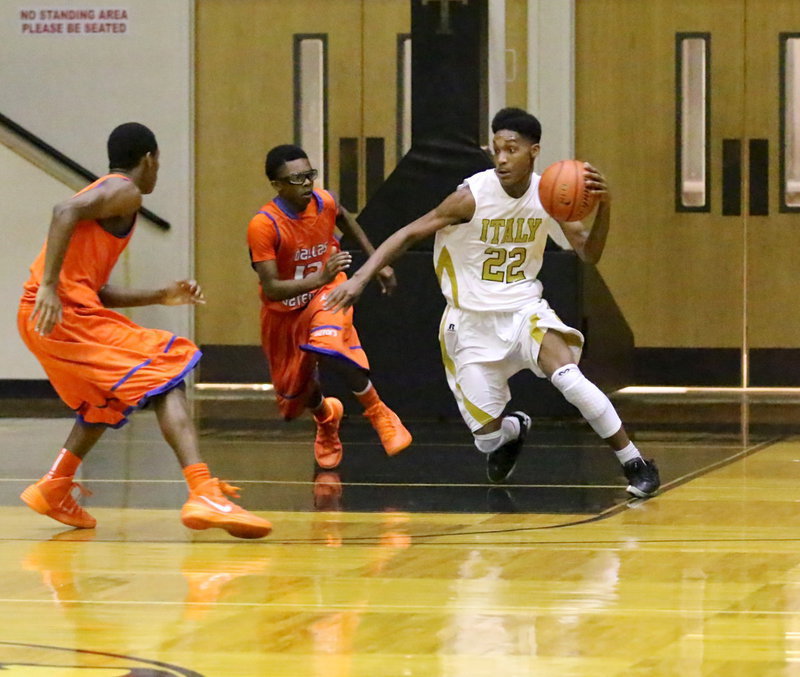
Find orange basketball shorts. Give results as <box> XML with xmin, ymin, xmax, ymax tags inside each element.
<box><xmin>260</xmin><ymin>276</ymin><xmax>369</xmax><ymax>420</ymax></box>
<box><xmin>18</xmin><ymin>302</ymin><xmax>201</xmax><ymax>428</ymax></box>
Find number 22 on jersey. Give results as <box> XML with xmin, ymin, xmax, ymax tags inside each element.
<box><xmin>481</xmin><ymin>247</ymin><xmax>528</xmax><ymax>283</ymax></box>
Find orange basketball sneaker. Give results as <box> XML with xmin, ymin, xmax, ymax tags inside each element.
<box><xmin>313</xmin><ymin>471</ymin><xmax>343</xmax><ymax>511</ymax></box>
<box><xmin>314</xmin><ymin>397</ymin><xmax>344</xmax><ymax>469</ymax></box>
<box><xmin>363</xmin><ymin>401</ymin><xmax>412</xmax><ymax>456</ymax></box>
<box><xmin>181</xmin><ymin>478</ymin><xmax>272</xmax><ymax>539</ymax></box>
<box><xmin>20</xmin><ymin>475</ymin><xmax>96</xmax><ymax>529</ymax></box>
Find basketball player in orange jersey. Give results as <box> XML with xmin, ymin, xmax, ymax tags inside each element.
<box><xmin>247</xmin><ymin>144</ymin><xmax>412</xmax><ymax>469</ymax></box>
<box><xmin>18</xmin><ymin>122</ymin><xmax>272</xmax><ymax>538</ymax></box>
<box><xmin>326</xmin><ymin>108</ymin><xmax>660</xmax><ymax>497</ymax></box>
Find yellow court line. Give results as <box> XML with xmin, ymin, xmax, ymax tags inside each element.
<box><xmin>618</xmin><ymin>386</ymin><xmax>800</xmax><ymax>395</ymax></box>
<box><xmin>0</xmin><ymin>598</ymin><xmax>797</xmax><ymax>616</ymax></box>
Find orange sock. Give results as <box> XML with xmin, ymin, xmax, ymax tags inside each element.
<box><xmin>313</xmin><ymin>398</ymin><xmax>332</xmax><ymax>422</ymax></box>
<box><xmin>355</xmin><ymin>383</ymin><xmax>380</xmax><ymax>410</ymax></box>
<box><xmin>46</xmin><ymin>448</ymin><xmax>81</xmax><ymax>479</ymax></box>
<box><xmin>183</xmin><ymin>463</ymin><xmax>212</xmax><ymax>492</ymax></box>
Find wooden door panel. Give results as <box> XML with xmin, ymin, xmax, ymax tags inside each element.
<box><xmin>363</xmin><ymin>1</ymin><xmax>410</xmax><ymax>175</ymax></box>
<box><xmin>576</xmin><ymin>0</ymin><xmax>745</xmax><ymax>348</ymax></box>
<box><xmin>746</xmin><ymin>0</ymin><xmax>800</xmax><ymax>347</ymax></box>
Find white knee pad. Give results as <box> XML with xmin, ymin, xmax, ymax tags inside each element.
<box><xmin>473</xmin><ymin>415</ymin><xmax>521</xmax><ymax>454</ymax></box>
<box><xmin>550</xmin><ymin>364</ymin><xmax>621</xmax><ymax>439</ymax></box>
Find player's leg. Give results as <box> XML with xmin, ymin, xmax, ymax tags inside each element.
<box><xmin>306</xmin><ymin>288</ymin><xmax>411</xmax><ymax>457</ymax></box>
<box><xmin>306</xmin><ymin>374</ymin><xmax>345</xmax><ymax>470</ymax></box>
<box><xmin>460</xmin><ymin>363</ymin><xmax>532</xmax><ymax>483</ymax></box>
<box><xmin>316</xmin><ymin>353</ymin><xmax>412</xmax><ymax>457</ymax></box>
<box><xmin>20</xmin><ymin>421</ymin><xmax>106</xmax><ymax>529</ymax></box>
<box><xmin>259</xmin><ymin>309</ymin><xmax>344</xmax><ymax>468</ymax></box>
<box><xmin>538</xmin><ymin>329</ymin><xmax>660</xmax><ymax>497</ymax></box>
<box><xmin>440</xmin><ymin>309</ymin><xmax>530</xmax><ymax>482</ymax></box>
<box><xmin>152</xmin><ymin>385</ymin><xmax>272</xmax><ymax>539</ymax></box>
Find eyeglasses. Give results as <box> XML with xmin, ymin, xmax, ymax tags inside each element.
<box><xmin>275</xmin><ymin>169</ymin><xmax>318</xmax><ymax>185</ymax></box>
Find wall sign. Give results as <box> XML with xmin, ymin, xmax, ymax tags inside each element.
<box><xmin>18</xmin><ymin>7</ymin><xmax>129</xmax><ymax>34</ymax></box>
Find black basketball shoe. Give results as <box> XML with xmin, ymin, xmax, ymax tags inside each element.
<box><xmin>486</xmin><ymin>412</ymin><xmax>532</xmax><ymax>484</ymax></box>
<box><xmin>622</xmin><ymin>458</ymin><xmax>661</xmax><ymax>498</ymax></box>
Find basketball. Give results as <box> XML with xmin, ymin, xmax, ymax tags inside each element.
<box><xmin>538</xmin><ymin>160</ymin><xmax>597</xmax><ymax>222</ymax></box>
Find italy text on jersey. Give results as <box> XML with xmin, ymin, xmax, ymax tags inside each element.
<box><xmin>479</xmin><ymin>218</ymin><xmax>543</xmax><ymax>245</ymax></box>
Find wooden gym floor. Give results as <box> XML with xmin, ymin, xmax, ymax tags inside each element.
<box><xmin>1</xmin><ymin>389</ymin><xmax>800</xmax><ymax>676</ymax></box>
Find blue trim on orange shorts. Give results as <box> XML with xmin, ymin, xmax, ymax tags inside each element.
<box><xmin>75</xmin><ymin>349</ymin><xmax>202</xmax><ymax>429</ymax></box>
<box><xmin>300</xmin><ymin>344</ymin><xmax>367</xmax><ymax>371</ymax></box>
<box><xmin>164</xmin><ymin>334</ymin><xmax>177</xmax><ymax>353</ymax></box>
<box><xmin>138</xmin><ymin>349</ymin><xmax>202</xmax><ymax>407</ymax></box>
<box><xmin>76</xmin><ymin>413</ymin><xmax>129</xmax><ymax>430</ymax></box>
<box><xmin>110</xmin><ymin>359</ymin><xmax>153</xmax><ymax>392</ymax></box>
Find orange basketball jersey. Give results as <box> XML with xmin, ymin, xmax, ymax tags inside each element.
<box><xmin>247</xmin><ymin>189</ymin><xmax>340</xmax><ymax>312</ymax></box>
<box><xmin>22</xmin><ymin>174</ymin><xmax>135</xmax><ymax>308</ymax></box>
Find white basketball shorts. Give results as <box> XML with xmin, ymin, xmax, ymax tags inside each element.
<box><xmin>438</xmin><ymin>297</ymin><xmax>584</xmax><ymax>431</ymax></box>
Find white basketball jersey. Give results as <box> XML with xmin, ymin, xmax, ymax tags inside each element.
<box><xmin>433</xmin><ymin>168</ymin><xmax>555</xmax><ymax>312</ymax></box>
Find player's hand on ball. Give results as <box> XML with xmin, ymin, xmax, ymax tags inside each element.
<box><xmin>376</xmin><ymin>265</ymin><xmax>397</xmax><ymax>296</ymax></box>
<box><xmin>162</xmin><ymin>279</ymin><xmax>206</xmax><ymax>306</ymax></box>
<box><xmin>320</xmin><ymin>251</ymin><xmax>352</xmax><ymax>284</ymax></box>
<box><xmin>324</xmin><ymin>278</ymin><xmax>364</xmax><ymax>313</ymax></box>
<box><xmin>31</xmin><ymin>284</ymin><xmax>63</xmax><ymax>335</ymax></box>
<box><xmin>583</xmin><ymin>163</ymin><xmax>610</xmax><ymax>202</ymax></box>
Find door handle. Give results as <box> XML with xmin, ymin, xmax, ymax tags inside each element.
<box><xmin>749</xmin><ymin>138</ymin><xmax>769</xmax><ymax>216</ymax></box>
<box><xmin>722</xmin><ymin>138</ymin><xmax>742</xmax><ymax>216</ymax></box>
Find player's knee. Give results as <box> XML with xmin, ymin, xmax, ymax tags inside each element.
<box><xmin>550</xmin><ymin>364</ymin><xmax>603</xmax><ymax>415</ymax></box>
<box><xmin>550</xmin><ymin>363</ymin><xmax>621</xmax><ymax>437</ymax></box>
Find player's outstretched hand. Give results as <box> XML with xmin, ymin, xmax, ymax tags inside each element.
<box><xmin>583</xmin><ymin>163</ymin><xmax>610</xmax><ymax>202</ymax></box>
<box><xmin>324</xmin><ymin>277</ymin><xmax>365</xmax><ymax>313</ymax></box>
<box><xmin>162</xmin><ymin>279</ymin><xmax>207</xmax><ymax>306</ymax></box>
<box><xmin>31</xmin><ymin>284</ymin><xmax>62</xmax><ymax>335</ymax></box>
<box><xmin>376</xmin><ymin>265</ymin><xmax>397</xmax><ymax>296</ymax></box>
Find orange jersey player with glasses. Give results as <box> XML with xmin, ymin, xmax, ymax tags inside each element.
<box><xmin>247</xmin><ymin>144</ymin><xmax>412</xmax><ymax>468</ymax></box>
<box><xmin>18</xmin><ymin>122</ymin><xmax>271</xmax><ymax>539</ymax></box>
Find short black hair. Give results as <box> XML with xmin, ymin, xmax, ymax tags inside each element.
<box><xmin>107</xmin><ymin>122</ymin><xmax>158</xmax><ymax>170</ymax></box>
<box><xmin>491</xmin><ymin>107</ymin><xmax>542</xmax><ymax>144</ymax></box>
<box><xmin>265</xmin><ymin>144</ymin><xmax>308</xmax><ymax>180</ymax></box>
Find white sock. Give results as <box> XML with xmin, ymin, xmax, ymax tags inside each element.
<box><xmin>474</xmin><ymin>415</ymin><xmax>521</xmax><ymax>454</ymax></box>
<box><xmin>614</xmin><ymin>441</ymin><xmax>642</xmax><ymax>465</ymax></box>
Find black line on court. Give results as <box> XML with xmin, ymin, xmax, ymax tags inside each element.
<box><xmin>267</xmin><ymin>435</ymin><xmax>782</xmax><ymax>543</ymax></box>
<box><xmin>0</xmin><ymin>640</ymin><xmax>203</xmax><ymax>676</ymax></box>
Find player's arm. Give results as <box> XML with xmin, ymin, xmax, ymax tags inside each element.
<box><xmin>32</xmin><ymin>177</ymin><xmax>142</xmax><ymax>335</ymax></box>
<box><xmin>555</xmin><ymin>163</ymin><xmax>611</xmax><ymax>264</ymax></box>
<box><xmin>253</xmin><ymin>252</ymin><xmax>352</xmax><ymax>302</ymax></box>
<box><xmin>335</xmin><ymin>204</ymin><xmax>397</xmax><ymax>296</ymax></box>
<box><xmin>98</xmin><ymin>280</ymin><xmax>206</xmax><ymax>308</ymax></box>
<box><xmin>324</xmin><ymin>186</ymin><xmax>476</xmax><ymax>312</ymax></box>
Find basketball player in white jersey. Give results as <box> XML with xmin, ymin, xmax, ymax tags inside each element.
<box><xmin>325</xmin><ymin>108</ymin><xmax>659</xmax><ymax>498</ymax></box>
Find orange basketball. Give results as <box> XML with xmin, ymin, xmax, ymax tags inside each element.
<box><xmin>538</xmin><ymin>160</ymin><xmax>597</xmax><ymax>222</ymax></box>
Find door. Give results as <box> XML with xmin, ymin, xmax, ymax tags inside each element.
<box><xmin>746</xmin><ymin>2</ymin><xmax>800</xmax><ymax>385</ymax></box>
<box><xmin>576</xmin><ymin>0</ymin><xmax>800</xmax><ymax>387</ymax></box>
<box><xmin>195</xmin><ymin>0</ymin><xmax>409</xmax><ymax>349</ymax></box>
